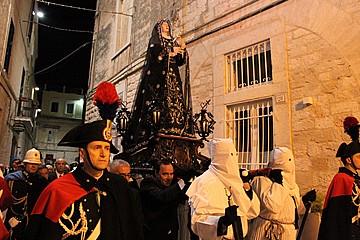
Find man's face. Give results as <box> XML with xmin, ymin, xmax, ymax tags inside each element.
<box><xmin>351</xmin><ymin>153</ymin><xmax>360</xmax><ymax>169</ymax></box>
<box><xmin>38</xmin><ymin>168</ymin><xmax>49</xmax><ymax>179</ymax></box>
<box><xmin>13</xmin><ymin>160</ymin><xmax>20</xmax><ymax>170</ymax></box>
<box><xmin>157</xmin><ymin>164</ymin><xmax>174</xmax><ymax>187</ymax></box>
<box><xmin>114</xmin><ymin>165</ymin><xmax>131</xmax><ymax>182</ymax></box>
<box><xmin>46</xmin><ymin>165</ymin><xmax>53</xmax><ymax>173</ymax></box>
<box><xmin>25</xmin><ymin>163</ymin><xmax>39</xmax><ymax>174</ymax></box>
<box><xmin>81</xmin><ymin>141</ymin><xmax>110</xmax><ymax>171</ymax></box>
<box><xmin>55</xmin><ymin>159</ymin><xmax>66</xmax><ymax>173</ymax></box>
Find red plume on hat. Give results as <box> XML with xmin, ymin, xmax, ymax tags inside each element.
<box><xmin>93</xmin><ymin>82</ymin><xmax>121</xmax><ymax>121</ymax></box>
<box><xmin>343</xmin><ymin>116</ymin><xmax>359</xmax><ymax>141</ymax></box>
<box><xmin>344</xmin><ymin>116</ymin><xmax>359</xmax><ymax>131</ymax></box>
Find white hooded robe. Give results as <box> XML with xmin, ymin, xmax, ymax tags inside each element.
<box><xmin>186</xmin><ymin>138</ymin><xmax>260</xmax><ymax>240</ymax></box>
<box><xmin>248</xmin><ymin>147</ymin><xmax>305</xmax><ymax>240</ymax></box>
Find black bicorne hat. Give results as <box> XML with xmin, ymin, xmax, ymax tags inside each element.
<box><xmin>344</xmin><ymin>141</ymin><xmax>360</xmax><ymax>158</ymax></box>
<box><xmin>336</xmin><ymin>142</ymin><xmax>347</xmax><ymax>159</ymax></box>
<box><xmin>58</xmin><ymin>120</ymin><xmax>119</xmax><ymax>154</ymax></box>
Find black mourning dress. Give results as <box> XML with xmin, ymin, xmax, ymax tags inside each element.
<box><xmin>121</xmin><ymin>20</ymin><xmax>194</xmax><ymax>163</ymax></box>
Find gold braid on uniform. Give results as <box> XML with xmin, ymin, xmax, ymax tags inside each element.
<box><xmin>8</xmin><ymin>180</ymin><xmax>28</xmax><ymax>221</ymax></box>
<box><xmin>59</xmin><ymin>202</ymin><xmax>88</xmax><ymax>240</ymax></box>
<box><xmin>351</xmin><ymin>180</ymin><xmax>360</xmax><ymax>223</ymax></box>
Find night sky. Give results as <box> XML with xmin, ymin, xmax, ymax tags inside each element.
<box><xmin>35</xmin><ymin>0</ymin><xmax>97</xmax><ymax>94</ymax></box>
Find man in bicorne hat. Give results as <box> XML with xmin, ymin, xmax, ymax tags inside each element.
<box><xmin>25</xmin><ymin>120</ymin><xmax>144</xmax><ymax>240</ymax></box>
<box><xmin>318</xmin><ymin>140</ymin><xmax>360</xmax><ymax>239</ymax></box>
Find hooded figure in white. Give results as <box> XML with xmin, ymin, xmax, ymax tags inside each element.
<box><xmin>248</xmin><ymin>147</ymin><xmax>306</xmax><ymax>240</ymax></box>
<box><xmin>186</xmin><ymin>138</ymin><xmax>260</xmax><ymax>240</ymax></box>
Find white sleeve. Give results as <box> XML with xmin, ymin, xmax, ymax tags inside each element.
<box><xmin>190</xmin><ymin>203</ymin><xmax>234</xmax><ymax>240</ymax></box>
<box><xmin>245</xmin><ymin>188</ymin><xmax>260</xmax><ymax>219</ymax></box>
<box><xmin>251</xmin><ymin>176</ymin><xmax>290</xmax><ymax>214</ymax></box>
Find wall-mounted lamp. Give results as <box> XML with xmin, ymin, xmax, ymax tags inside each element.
<box><xmin>302</xmin><ymin>97</ymin><xmax>313</xmax><ymax>106</ymax></box>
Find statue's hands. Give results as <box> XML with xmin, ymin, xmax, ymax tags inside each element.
<box><xmin>172</xmin><ymin>47</ymin><xmax>184</xmax><ymax>55</ymax></box>
<box><xmin>175</xmin><ymin>35</ymin><xmax>186</xmax><ymax>49</ymax></box>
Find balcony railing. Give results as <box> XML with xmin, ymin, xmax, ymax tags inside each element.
<box><xmin>13</xmin><ymin>97</ymin><xmax>38</xmax><ymax>131</ymax></box>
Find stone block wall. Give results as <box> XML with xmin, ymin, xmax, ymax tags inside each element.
<box><xmin>88</xmin><ymin>0</ymin><xmax>360</xmax><ymax>197</ymax></box>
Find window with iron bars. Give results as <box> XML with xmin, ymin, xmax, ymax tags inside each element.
<box><xmin>225</xmin><ymin>39</ymin><xmax>272</xmax><ymax>93</ymax></box>
<box><xmin>226</xmin><ymin>99</ymin><xmax>274</xmax><ymax>170</ymax></box>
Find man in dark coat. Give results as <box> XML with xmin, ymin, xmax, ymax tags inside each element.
<box><xmin>47</xmin><ymin>158</ymin><xmax>67</xmax><ymax>182</ymax></box>
<box><xmin>25</xmin><ymin>120</ymin><xmax>144</xmax><ymax>240</ymax></box>
<box><xmin>5</xmin><ymin>148</ymin><xmax>48</xmax><ymax>239</ymax></box>
<box><xmin>318</xmin><ymin>140</ymin><xmax>360</xmax><ymax>240</ymax></box>
<box><xmin>140</xmin><ymin>159</ymin><xmax>190</xmax><ymax>240</ymax></box>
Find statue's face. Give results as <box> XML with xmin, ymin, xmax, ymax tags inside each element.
<box><xmin>161</xmin><ymin>22</ymin><xmax>170</xmax><ymax>35</ymax></box>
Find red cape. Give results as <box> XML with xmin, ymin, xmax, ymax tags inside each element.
<box><xmin>0</xmin><ymin>177</ymin><xmax>12</xmax><ymax>210</ymax></box>
<box><xmin>323</xmin><ymin>172</ymin><xmax>353</xmax><ymax>209</ymax></box>
<box><xmin>31</xmin><ymin>173</ymin><xmax>88</xmax><ymax>222</ymax></box>
<box><xmin>0</xmin><ymin>177</ymin><xmax>11</xmax><ymax>240</ymax></box>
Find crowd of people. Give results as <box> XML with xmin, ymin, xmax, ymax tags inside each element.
<box><xmin>1</xmin><ymin>18</ymin><xmax>359</xmax><ymax>240</ymax></box>
<box><xmin>1</xmin><ymin>125</ymin><xmax>357</xmax><ymax>240</ymax></box>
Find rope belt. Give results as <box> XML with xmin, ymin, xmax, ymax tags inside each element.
<box><xmin>259</xmin><ymin>215</ymin><xmax>294</xmax><ymax>240</ymax></box>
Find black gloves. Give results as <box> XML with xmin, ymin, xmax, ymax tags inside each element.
<box><xmin>239</xmin><ymin>168</ymin><xmax>251</xmax><ymax>183</ymax></box>
<box><xmin>219</xmin><ymin>205</ymin><xmax>238</xmax><ymax>226</ymax></box>
<box><xmin>268</xmin><ymin>169</ymin><xmax>283</xmax><ymax>185</ymax></box>
<box><xmin>302</xmin><ymin>189</ymin><xmax>317</xmax><ymax>203</ymax></box>
<box><xmin>174</xmin><ymin>167</ymin><xmax>196</xmax><ymax>183</ymax></box>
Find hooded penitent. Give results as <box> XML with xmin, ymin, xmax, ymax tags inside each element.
<box><xmin>187</xmin><ymin>138</ymin><xmax>250</xmax><ymax>214</ymax></box>
<box><xmin>268</xmin><ymin>147</ymin><xmax>298</xmax><ymax>195</ymax></box>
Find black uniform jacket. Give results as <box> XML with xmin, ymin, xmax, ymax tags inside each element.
<box><xmin>5</xmin><ymin>170</ymin><xmax>48</xmax><ymax>239</ymax></box>
<box><xmin>25</xmin><ymin>167</ymin><xmax>144</xmax><ymax>240</ymax></box>
<box><xmin>140</xmin><ymin>177</ymin><xmax>186</xmax><ymax>240</ymax></box>
<box><xmin>318</xmin><ymin>167</ymin><xmax>360</xmax><ymax>240</ymax></box>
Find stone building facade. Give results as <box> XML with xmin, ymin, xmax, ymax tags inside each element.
<box><xmin>35</xmin><ymin>89</ymin><xmax>84</xmax><ymax>164</ymax></box>
<box><xmin>0</xmin><ymin>0</ymin><xmax>39</xmax><ymax>165</ymax></box>
<box><xmin>86</xmin><ymin>0</ymin><xmax>360</xmax><ymax>196</ymax></box>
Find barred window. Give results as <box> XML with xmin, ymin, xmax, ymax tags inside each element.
<box><xmin>226</xmin><ymin>98</ymin><xmax>274</xmax><ymax>169</ymax></box>
<box><xmin>225</xmin><ymin>39</ymin><xmax>272</xmax><ymax>93</ymax></box>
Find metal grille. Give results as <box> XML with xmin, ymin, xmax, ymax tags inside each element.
<box><xmin>226</xmin><ymin>98</ymin><xmax>274</xmax><ymax>170</ymax></box>
<box><xmin>225</xmin><ymin>39</ymin><xmax>272</xmax><ymax>93</ymax></box>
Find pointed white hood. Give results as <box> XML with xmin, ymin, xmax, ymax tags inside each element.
<box><xmin>187</xmin><ymin>138</ymin><xmax>250</xmax><ymax>214</ymax></box>
<box><xmin>268</xmin><ymin>147</ymin><xmax>297</xmax><ymax>194</ymax></box>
